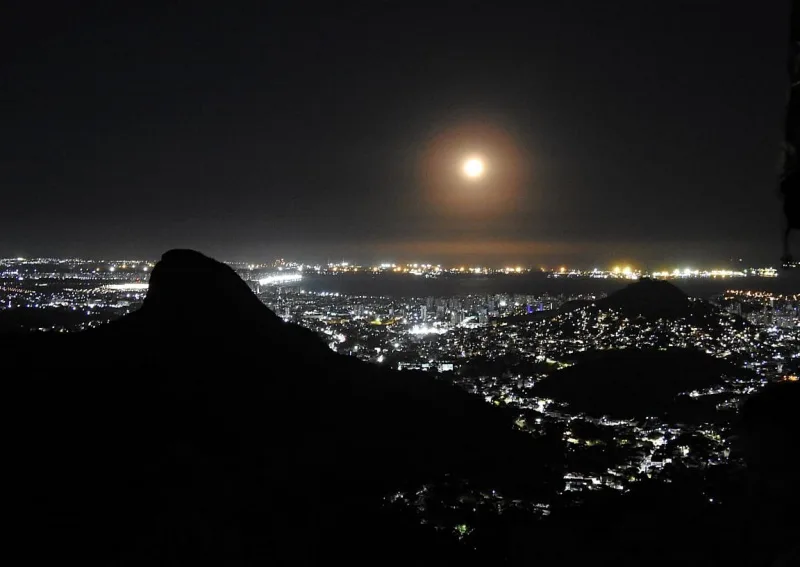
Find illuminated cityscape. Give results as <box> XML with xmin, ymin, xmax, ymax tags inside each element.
<box><xmin>4</xmin><ymin>1</ymin><xmax>798</xmax><ymax>564</ymax></box>
<box><xmin>2</xmin><ymin>255</ymin><xmax>798</xmax><ymax>512</ymax></box>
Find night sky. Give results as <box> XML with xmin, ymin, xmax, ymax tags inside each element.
<box><xmin>0</xmin><ymin>1</ymin><xmax>791</xmax><ymax>266</ymax></box>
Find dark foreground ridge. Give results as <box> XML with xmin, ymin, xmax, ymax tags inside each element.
<box><xmin>7</xmin><ymin>250</ymin><xmax>548</xmax><ymax>565</ymax></box>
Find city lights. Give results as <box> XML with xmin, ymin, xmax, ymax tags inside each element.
<box><xmin>2</xmin><ymin>254</ymin><xmax>798</xmax><ymax>514</ymax></box>
<box><xmin>258</xmin><ymin>273</ymin><xmax>303</xmax><ymax>285</ymax></box>
<box><xmin>105</xmin><ymin>283</ymin><xmax>149</xmax><ymax>291</ymax></box>
<box><xmin>409</xmin><ymin>324</ymin><xmax>448</xmax><ymax>336</ymax></box>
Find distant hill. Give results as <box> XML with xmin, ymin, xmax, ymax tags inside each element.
<box><xmin>554</xmin><ymin>278</ymin><xmax>696</xmax><ymax>318</ymax></box>
<box><xmin>6</xmin><ymin>249</ymin><xmax>553</xmax><ymax>566</ymax></box>
<box><xmin>597</xmin><ymin>278</ymin><xmax>693</xmax><ymax>319</ymax></box>
<box><xmin>522</xmin><ymin>279</ymin><xmax>699</xmax><ymax>321</ymax></box>
<box><xmin>535</xmin><ymin>348</ymin><xmax>742</xmax><ymax>419</ymax></box>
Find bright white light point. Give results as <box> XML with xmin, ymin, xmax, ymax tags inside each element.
<box><xmin>463</xmin><ymin>158</ymin><xmax>484</xmax><ymax>178</ymax></box>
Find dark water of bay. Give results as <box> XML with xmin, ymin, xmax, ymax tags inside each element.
<box><xmin>296</xmin><ymin>272</ymin><xmax>800</xmax><ymax>299</ymax></box>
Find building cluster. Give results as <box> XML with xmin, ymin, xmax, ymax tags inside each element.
<box><xmin>0</xmin><ymin>258</ymin><xmax>151</xmax><ymax>331</ymax></box>
<box><xmin>256</xmin><ymin>279</ymin><xmax>798</xmax><ymax>505</ymax></box>
<box><xmin>717</xmin><ymin>289</ymin><xmax>799</xmax><ymax>329</ymax></box>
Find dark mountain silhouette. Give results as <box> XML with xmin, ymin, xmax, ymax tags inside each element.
<box><xmin>503</xmin><ymin>279</ymin><xmax>710</xmax><ymax>326</ymax></box>
<box><xmin>534</xmin><ymin>348</ymin><xmax>741</xmax><ymax>419</ymax></box>
<box><xmin>7</xmin><ymin>250</ymin><xmax>555</xmax><ymax>566</ymax></box>
<box><xmin>596</xmin><ymin>278</ymin><xmax>694</xmax><ymax>319</ymax></box>
<box><xmin>542</xmin><ymin>279</ymin><xmax>709</xmax><ymax>322</ymax></box>
<box><xmin>738</xmin><ymin>381</ymin><xmax>800</xmax><ymax>565</ymax></box>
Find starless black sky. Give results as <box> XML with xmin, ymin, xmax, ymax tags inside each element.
<box><xmin>0</xmin><ymin>1</ymin><xmax>791</xmax><ymax>266</ymax></box>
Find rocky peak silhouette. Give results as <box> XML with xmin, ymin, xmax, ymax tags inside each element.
<box><xmin>7</xmin><ymin>249</ymin><xmax>550</xmax><ymax>565</ymax></box>
<box><xmin>142</xmin><ymin>249</ymin><xmax>278</xmax><ymax>328</ymax></box>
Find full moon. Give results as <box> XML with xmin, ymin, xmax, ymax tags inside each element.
<box><xmin>463</xmin><ymin>158</ymin><xmax>485</xmax><ymax>178</ymax></box>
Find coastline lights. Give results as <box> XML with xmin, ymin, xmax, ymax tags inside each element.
<box><xmin>611</xmin><ymin>266</ymin><xmax>638</xmax><ymax>279</ymax></box>
<box><xmin>258</xmin><ymin>273</ymin><xmax>303</xmax><ymax>285</ymax></box>
<box><xmin>104</xmin><ymin>283</ymin><xmax>149</xmax><ymax>291</ymax></box>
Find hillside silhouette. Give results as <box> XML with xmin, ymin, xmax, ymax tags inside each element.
<box><xmin>508</xmin><ymin>279</ymin><xmax>708</xmax><ymax>325</ymax></box>
<box><xmin>596</xmin><ymin>278</ymin><xmax>694</xmax><ymax>319</ymax></box>
<box><xmin>7</xmin><ymin>250</ymin><xmax>555</xmax><ymax>566</ymax></box>
<box><xmin>738</xmin><ymin>381</ymin><xmax>800</xmax><ymax>564</ymax></box>
<box><xmin>535</xmin><ymin>348</ymin><xmax>741</xmax><ymax>419</ymax></box>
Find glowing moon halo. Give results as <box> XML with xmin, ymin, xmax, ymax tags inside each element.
<box><xmin>463</xmin><ymin>157</ymin><xmax>485</xmax><ymax>178</ymax></box>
